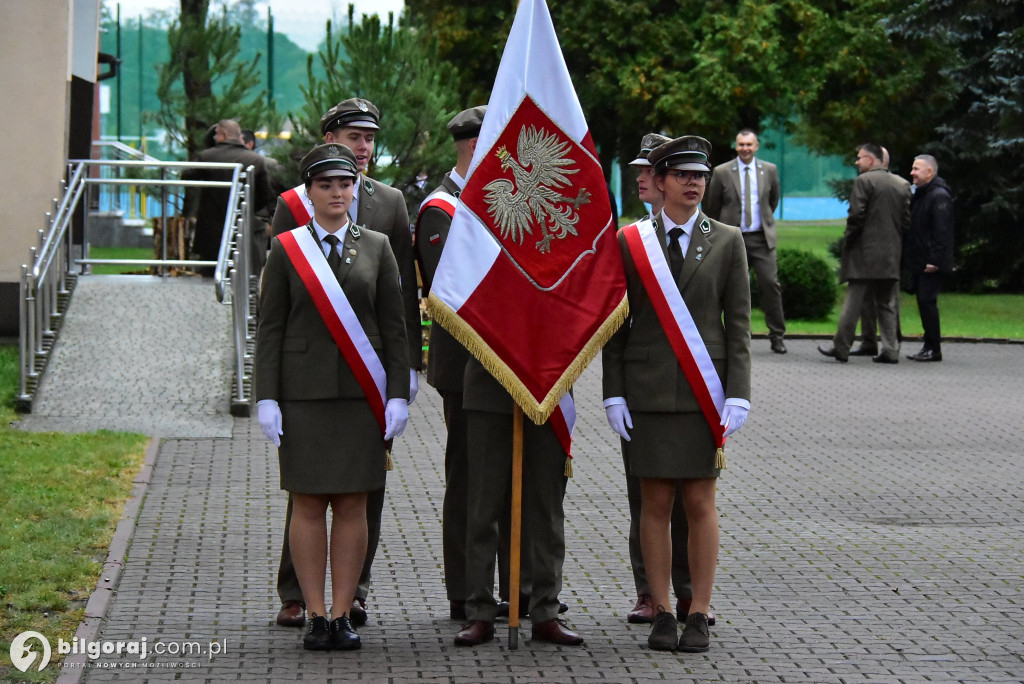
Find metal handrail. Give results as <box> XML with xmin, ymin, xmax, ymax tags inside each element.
<box><xmin>18</xmin><ymin>157</ymin><xmax>257</xmax><ymax>415</ymax></box>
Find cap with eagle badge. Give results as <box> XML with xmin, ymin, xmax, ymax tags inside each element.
<box><xmin>298</xmin><ymin>143</ymin><xmax>359</xmax><ymax>183</ymax></box>
<box><xmin>648</xmin><ymin>135</ymin><xmax>713</xmax><ymax>173</ymax></box>
<box><xmin>319</xmin><ymin>98</ymin><xmax>381</xmax><ymax>135</ymax></box>
<box><xmin>629</xmin><ymin>132</ymin><xmax>672</xmax><ymax>167</ymax></box>
<box><xmin>447</xmin><ymin>105</ymin><xmax>487</xmax><ymax>141</ymax></box>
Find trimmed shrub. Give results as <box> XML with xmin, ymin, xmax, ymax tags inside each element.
<box><xmin>750</xmin><ymin>249</ymin><xmax>837</xmax><ymax>320</ymax></box>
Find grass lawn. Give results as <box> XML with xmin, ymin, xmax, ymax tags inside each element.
<box><xmin>0</xmin><ymin>346</ymin><xmax>147</xmax><ymax>682</ymax></box>
<box><xmin>86</xmin><ymin>246</ymin><xmax>155</xmax><ymax>275</ymax></box>
<box><xmin>753</xmin><ymin>221</ymin><xmax>1024</xmax><ymax>340</ymax></box>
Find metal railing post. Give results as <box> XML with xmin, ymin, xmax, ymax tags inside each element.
<box><xmin>18</xmin><ymin>265</ymin><xmax>31</xmax><ymax>406</ymax></box>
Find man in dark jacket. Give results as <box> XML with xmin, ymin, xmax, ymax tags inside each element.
<box><xmin>904</xmin><ymin>154</ymin><xmax>954</xmax><ymax>362</ymax></box>
<box><xmin>184</xmin><ymin>119</ymin><xmax>273</xmax><ymax>276</ymax></box>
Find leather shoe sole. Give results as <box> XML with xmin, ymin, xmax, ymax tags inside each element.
<box><xmin>872</xmin><ymin>354</ymin><xmax>899</xmax><ymax>364</ymax></box>
<box><xmin>276</xmin><ymin>600</ymin><xmax>305</xmax><ymax>627</ymax></box>
<box><xmin>454</xmin><ymin>620</ymin><xmax>494</xmax><ymax>646</ymax></box>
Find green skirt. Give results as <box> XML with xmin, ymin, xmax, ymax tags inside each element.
<box><xmin>628</xmin><ymin>411</ymin><xmax>722</xmax><ymax>480</ymax></box>
<box><xmin>278</xmin><ymin>398</ymin><xmax>387</xmax><ymax>494</ymax></box>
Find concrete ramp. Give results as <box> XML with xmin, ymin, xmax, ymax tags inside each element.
<box><xmin>15</xmin><ymin>275</ymin><xmax>235</xmax><ymax>438</ymax></box>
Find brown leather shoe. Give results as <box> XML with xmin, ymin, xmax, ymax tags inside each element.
<box><xmin>530</xmin><ymin>618</ymin><xmax>583</xmax><ymax>646</ymax></box>
<box><xmin>454</xmin><ymin>620</ymin><xmax>494</xmax><ymax>646</ymax></box>
<box><xmin>627</xmin><ymin>594</ymin><xmax>656</xmax><ymax>624</ymax></box>
<box><xmin>349</xmin><ymin>598</ymin><xmax>367</xmax><ymax>626</ymax></box>
<box><xmin>276</xmin><ymin>600</ymin><xmax>305</xmax><ymax>627</ymax></box>
<box><xmin>675</xmin><ymin>598</ymin><xmax>716</xmax><ymax>626</ymax></box>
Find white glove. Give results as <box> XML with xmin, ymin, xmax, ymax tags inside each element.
<box><xmin>605</xmin><ymin>403</ymin><xmax>633</xmax><ymax>442</ymax></box>
<box><xmin>408</xmin><ymin>369</ymin><xmax>419</xmax><ymax>404</ymax></box>
<box><xmin>257</xmin><ymin>399</ymin><xmax>283</xmax><ymax>447</ymax></box>
<box><xmin>721</xmin><ymin>404</ymin><xmax>748</xmax><ymax>438</ymax></box>
<box><xmin>384</xmin><ymin>398</ymin><xmax>409</xmax><ymax>440</ymax></box>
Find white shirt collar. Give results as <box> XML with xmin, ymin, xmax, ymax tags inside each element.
<box><xmin>450</xmin><ymin>167</ymin><xmax>468</xmax><ymax>190</ymax></box>
<box><xmin>661</xmin><ymin>209</ymin><xmax>698</xmax><ymax>237</ymax></box>
<box><xmin>311</xmin><ymin>218</ymin><xmax>350</xmax><ymax>247</ymax></box>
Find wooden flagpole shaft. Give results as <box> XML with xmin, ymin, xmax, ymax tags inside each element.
<box><xmin>508</xmin><ymin>404</ymin><xmax>524</xmax><ymax>650</ymax></box>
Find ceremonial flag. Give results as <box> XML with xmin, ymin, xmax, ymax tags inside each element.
<box><xmin>427</xmin><ymin>0</ymin><xmax>628</xmax><ymax>425</ymax></box>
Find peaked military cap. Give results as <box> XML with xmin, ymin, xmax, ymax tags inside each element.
<box><xmin>648</xmin><ymin>135</ymin><xmax>713</xmax><ymax>173</ymax></box>
<box><xmin>447</xmin><ymin>105</ymin><xmax>487</xmax><ymax>141</ymax></box>
<box><xmin>299</xmin><ymin>143</ymin><xmax>359</xmax><ymax>183</ymax></box>
<box><xmin>629</xmin><ymin>133</ymin><xmax>672</xmax><ymax>167</ymax></box>
<box><xmin>319</xmin><ymin>98</ymin><xmax>381</xmax><ymax>135</ymax></box>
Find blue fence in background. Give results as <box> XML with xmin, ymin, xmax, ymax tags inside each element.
<box><xmin>777</xmin><ymin>196</ymin><xmax>848</xmax><ymax>222</ymax></box>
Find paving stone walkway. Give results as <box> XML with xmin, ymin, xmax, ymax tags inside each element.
<box><xmin>19</xmin><ymin>276</ymin><xmax>1024</xmax><ymax>683</ymax></box>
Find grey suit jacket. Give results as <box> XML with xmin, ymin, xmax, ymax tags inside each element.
<box><xmin>272</xmin><ymin>175</ymin><xmax>421</xmax><ymax>369</ymax></box>
<box><xmin>255</xmin><ymin>224</ymin><xmax>410</xmax><ymax>403</ymax></box>
<box><xmin>415</xmin><ymin>174</ymin><xmax>471</xmax><ymax>393</ymax></box>
<box><xmin>602</xmin><ymin>210</ymin><xmax>752</xmax><ymax>411</ymax></box>
<box><xmin>704</xmin><ymin>158</ymin><xmax>781</xmax><ymax>249</ymax></box>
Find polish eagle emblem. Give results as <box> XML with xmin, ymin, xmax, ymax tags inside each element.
<box><xmin>483</xmin><ymin>124</ymin><xmax>591</xmax><ymax>253</ymax></box>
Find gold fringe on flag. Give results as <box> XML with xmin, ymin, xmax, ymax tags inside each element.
<box><xmin>385</xmin><ymin>449</ymin><xmax>394</xmax><ymax>471</ymax></box>
<box><xmin>715</xmin><ymin>447</ymin><xmax>726</xmax><ymax>470</ymax></box>
<box><xmin>564</xmin><ymin>457</ymin><xmax>573</xmax><ymax>479</ymax></box>
<box><xmin>427</xmin><ymin>292</ymin><xmax>630</xmax><ymax>426</ymax></box>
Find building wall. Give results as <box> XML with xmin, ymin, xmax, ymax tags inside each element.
<box><xmin>0</xmin><ymin>0</ymin><xmax>97</xmax><ymax>336</ymax></box>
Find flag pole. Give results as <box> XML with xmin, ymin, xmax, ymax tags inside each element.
<box><xmin>508</xmin><ymin>403</ymin><xmax>524</xmax><ymax>649</ymax></box>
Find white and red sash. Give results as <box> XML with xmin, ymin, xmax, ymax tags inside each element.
<box><xmin>418</xmin><ymin>189</ymin><xmax>458</xmax><ymax>220</ymax></box>
<box><xmin>621</xmin><ymin>218</ymin><xmax>726</xmax><ymax>449</ymax></box>
<box><xmin>418</xmin><ymin>188</ymin><xmax>576</xmax><ymax>459</ymax></box>
<box><xmin>281</xmin><ymin>183</ymin><xmax>312</xmax><ymax>227</ymax></box>
<box><xmin>277</xmin><ymin>226</ymin><xmax>388</xmax><ymax>434</ymax></box>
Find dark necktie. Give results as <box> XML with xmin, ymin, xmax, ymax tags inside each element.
<box><xmin>668</xmin><ymin>227</ymin><xmax>684</xmax><ymax>280</ymax></box>
<box><xmin>324</xmin><ymin>234</ymin><xmax>342</xmax><ymax>278</ymax></box>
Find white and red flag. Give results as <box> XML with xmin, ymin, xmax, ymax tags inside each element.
<box><xmin>427</xmin><ymin>0</ymin><xmax>628</xmax><ymax>427</ymax></box>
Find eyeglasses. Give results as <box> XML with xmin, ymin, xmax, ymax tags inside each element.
<box><xmin>667</xmin><ymin>170</ymin><xmax>708</xmax><ymax>184</ymax></box>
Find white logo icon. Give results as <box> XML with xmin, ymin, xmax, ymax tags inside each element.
<box><xmin>9</xmin><ymin>631</ymin><xmax>51</xmax><ymax>672</ymax></box>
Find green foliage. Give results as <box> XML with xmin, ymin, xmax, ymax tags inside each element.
<box><xmin>751</xmin><ymin>248</ymin><xmax>837</xmax><ymax>320</ymax></box>
<box><xmin>152</xmin><ymin>1</ymin><xmax>281</xmax><ymax>160</ymax></box>
<box><xmin>886</xmin><ymin>0</ymin><xmax>1024</xmax><ymax>292</ymax></box>
<box><xmin>286</xmin><ymin>8</ymin><xmax>460</xmax><ymax>196</ymax></box>
<box><xmin>100</xmin><ymin>10</ymin><xmax>309</xmax><ymax>154</ymax></box>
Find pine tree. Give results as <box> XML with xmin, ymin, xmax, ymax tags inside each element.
<box><xmin>153</xmin><ymin>0</ymin><xmax>280</xmax><ymax>160</ymax></box>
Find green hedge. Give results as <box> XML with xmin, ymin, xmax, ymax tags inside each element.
<box><xmin>751</xmin><ymin>248</ymin><xmax>837</xmax><ymax>320</ymax></box>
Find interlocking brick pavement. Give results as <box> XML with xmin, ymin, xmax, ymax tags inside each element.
<box><xmin>20</xmin><ymin>279</ymin><xmax>1023</xmax><ymax>682</ymax></box>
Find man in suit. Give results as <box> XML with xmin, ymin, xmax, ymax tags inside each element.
<box><xmin>904</xmin><ymin>154</ymin><xmax>955</xmax><ymax>362</ymax></box>
<box><xmin>704</xmin><ymin>129</ymin><xmax>786</xmax><ymax>354</ymax></box>
<box><xmin>184</xmin><ymin>119</ymin><xmax>273</xmax><ymax>276</ymax></box>
<box><xmin>270</xmin><ymin>99</ymin><xmax>419</xmax><ymax>629</ymax></box>
<box><xmin>851</xmin><ymin>147</ymin><xmax>909</xmax><ymax>356</ymax></box>
<box><xmin>819</xmin><ymin>143</ymin><xmax>910</xmax><ymax>363</ymax></box>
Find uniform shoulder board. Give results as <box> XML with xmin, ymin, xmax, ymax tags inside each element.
<box><xmin>699</xmin><ymin>218</ymin><xmax>711</xmax><ymax>234</ymax></box>
<box><xmin>364</xmin><ymin>179</ymin><xmax>375</xmax><ymax>195</ymax></box>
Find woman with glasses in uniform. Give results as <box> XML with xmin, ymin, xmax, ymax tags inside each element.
<box><xmin>603</xmin><ymin>136</ymin><xmax>752</xmax><ymax>652</ymax></box>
